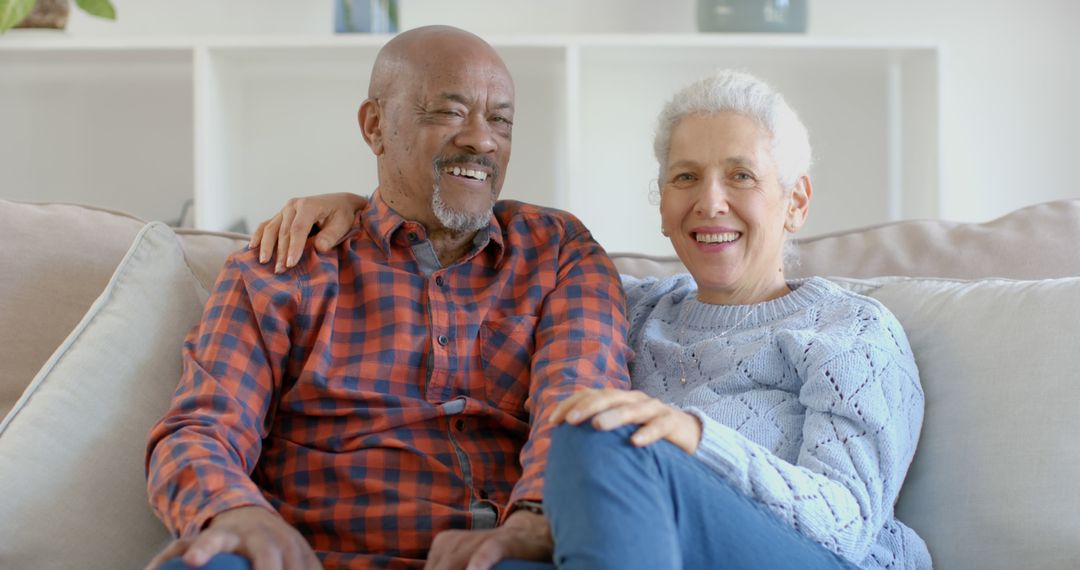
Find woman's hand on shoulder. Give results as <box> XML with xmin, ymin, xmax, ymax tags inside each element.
<box><xmin>549</xmin><ymin>388</ymin><xmax>702</xmax><ymax>455</ymax></box>
<box><xmin>249</xmin><ymin>192</ymin><xmax>368</xmax><ymax>273</ymax></box>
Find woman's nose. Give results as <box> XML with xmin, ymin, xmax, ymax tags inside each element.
<box><xmin>694</xmin><ymin>178</ymin><xmax>729</xmax><ymax>218</ymax></box>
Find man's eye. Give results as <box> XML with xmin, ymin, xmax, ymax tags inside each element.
<box><xmin>491</xmin><ymin>116</ymin><xmax>513</xmax><ymax>125</ymax></box>
<box><xmin>673</xmin><ymin>173</ymin><xmax>695</xmax><ymax>182</ymax></box>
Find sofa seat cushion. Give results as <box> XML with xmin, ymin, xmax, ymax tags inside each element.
<box><xmin>834</xmin><ymin>276</ymin><xmax>1080</xmax><ymax>570</ymax></box>
<box><xmin>0</xmin><ymin>222</ymin><xmax>210</xmax><ymax>568</ymax></box>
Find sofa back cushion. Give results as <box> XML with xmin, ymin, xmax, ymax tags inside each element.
<box><xmin>0</xmin><ymin>222</ymin><xmax>209</xmax><ymax>567</ymax></box>
<box><xmin>0</xmin><ymin>201</ymin><xmax>144</xmax><ymax>420</ymax></box>
<box><xmin>0</xmin><ymin>200</ymin><xmax>246</xmax><ymax>421</ymax></box>
<box><xmin>611</xmin><ymin>199</ymin><xmax>1080</xmax><ymax>280</ymax></box>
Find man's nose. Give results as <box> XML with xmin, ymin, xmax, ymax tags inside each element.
<box><xmin>454</xmin><ymin>114</ymin><xmax>498</xmax><ymax>154</ymax></box>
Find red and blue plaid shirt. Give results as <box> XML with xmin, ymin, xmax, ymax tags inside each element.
<box><xmin>146</xmin><ymin>191</ymin><xmax>632</xmax><ymax>568</ymax></box>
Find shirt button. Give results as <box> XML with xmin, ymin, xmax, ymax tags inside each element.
<box><xmin>437</xmin><ymin>335</ymin><xmax>449</xmax><ymax>346</ymax></box>
<box><xmin>455</xmin><ymin>419</ymin><xmax>466</xmax><ymax>431</ymax></box>
<box><xmin>435</xmin><ymin>275</ymin><xmax>445</xmax><ymax>287</ymax></box>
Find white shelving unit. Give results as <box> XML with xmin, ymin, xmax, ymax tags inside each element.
<box><xmin>1</xmin><ymin>34</ymin><xmax>939</xmax><ymax>255</ymax></box>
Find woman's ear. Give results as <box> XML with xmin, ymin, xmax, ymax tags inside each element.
<box><xmin>785</xmin><ymin>175</ymin><xmax>812</xmax><ymax>232</ymax></box>
<box><xmin>358</xmin><ymin>98</ymin><xmax>384</xmax><ymax>155</ymax></box>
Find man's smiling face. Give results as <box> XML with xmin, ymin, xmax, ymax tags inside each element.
<box><xmin>372</xmin><ymin>33</ymin><xmax>515</xmax><ymax>232</ymax></box>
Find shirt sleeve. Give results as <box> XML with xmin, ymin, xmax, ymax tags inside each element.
<box><xmin>505</xmin><ymin>224</ymin><xmax>633</xmax><ymax>513</ymax></box>
<box><xmin>145</xmin><ymin>252</ymin><xmax>303</xmax><ymax>537</ymax></box>
<box><xmin>685</xmin><ymin>308</ymin><xmax>924</xmax><ymax>561</ymax></box>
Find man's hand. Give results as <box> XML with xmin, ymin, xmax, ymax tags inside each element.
<box><xmin>145</xmin><ymin>506</ymin><xmax>321</xmax><ymax>570</ymax></box>
<box><xmin>549</xmin><ymin>388</ymin><xmax>703</xmax><ymax>455</ymax></box>
<box><xmin>424</xmin><ymin>510</ymin><xmax>553</xmax><ymax>570</ymax></box>
<box><xmin>248</xmin><ymin>192</ymin><xmax>368</xmax><ymax>274</ymax></box>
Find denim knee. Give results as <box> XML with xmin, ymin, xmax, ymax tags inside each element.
<box><xmin>549</xmin><ymin>423</ymin><xmax>634</xmax><ymax>474</ymax></box>
<box><xmin>159</xmin><ymin>553</ymin><xmax>252</xmax><ymax>570</ymax></box>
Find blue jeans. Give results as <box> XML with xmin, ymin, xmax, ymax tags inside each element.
<box><xmin>542</xmin><ymin>423</ymin><xmax>860</xmax><ymax>570</ymax></box>
<box><xmin>159</xmin><ymin>554</ymin><xmax>251</xmax><ymax>570</ymax></box>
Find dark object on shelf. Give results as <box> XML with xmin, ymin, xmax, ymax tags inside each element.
<box><xmin>14</xmin><ymin>0</ymin><xmax>68</xmax><ymax>30</ymax></box>
<box><xmin>697</xmin><ymin>0</ymin><xmax>807</xmax><ymax>33</ymax></box>
<box><xmin>1</xmin><ymin>0</ymin><xmax>116</xmax><ymax>34</ymax></box>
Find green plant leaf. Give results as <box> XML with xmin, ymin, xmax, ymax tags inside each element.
<box><xmin>74</xmin><ymin>0</ymin><xmax>116</xmax><ymax>20</ymax></box>
<box><xmin>0</xmin><ymin>0</ymin><xmax>36</xmax><ymax>34</ymax></box>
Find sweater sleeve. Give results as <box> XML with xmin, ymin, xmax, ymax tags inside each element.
<box><xmin>685</xmin><ymin>307</ymin><xmax>924</xmax><ymax>562</ymax></box>
<box><xmin>619</xmin><ymin>274</ymin><xmax>654</xmax><ymax>311</ymax></box>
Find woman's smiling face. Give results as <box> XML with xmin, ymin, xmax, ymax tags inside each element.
<box><xmin>659</xmin><ymin>111</ymin><xmax>810</xmax><ymax>305</ymax></box>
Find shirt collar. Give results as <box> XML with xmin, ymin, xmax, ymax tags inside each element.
<box><xmin>362</xmin><ymin>189</ymin><xmax>505</xmax><ymax>263</ymax></box>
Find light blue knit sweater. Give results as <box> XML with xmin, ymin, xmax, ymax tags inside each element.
<box><xmin>623</xmin><ymin>275</ymin><xmax>931</xmax><ymax>569</ymax></box>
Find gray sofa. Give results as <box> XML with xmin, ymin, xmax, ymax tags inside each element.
<box><xmin>2</xmin><ymin>198</ymin><xmax>1079</xmax><ymax>569</ymax></box>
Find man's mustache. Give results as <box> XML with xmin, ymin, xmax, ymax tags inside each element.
<box><xmin>433</xmin><ymin>154</ymin><xmax>499</xmax><ymax>181</ymax></box>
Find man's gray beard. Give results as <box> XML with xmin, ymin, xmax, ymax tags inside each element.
<box><xmin>431</xmin><ymin>183</ymin><xmax>494</xmax><ymax>233</ymax></box>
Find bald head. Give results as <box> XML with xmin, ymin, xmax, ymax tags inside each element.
<box><xmin>368</xmin><ymin>26</ymin><xmax>511</xmax><ymax>100</ymax></box>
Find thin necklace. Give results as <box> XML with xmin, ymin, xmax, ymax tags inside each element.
<box><xmin>676</xmin><ymin>307</ymin><xmax>756</xmax><ymax>386</ymax></box>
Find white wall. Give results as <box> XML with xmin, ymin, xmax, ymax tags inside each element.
<box><xmin>67</xmin><ymin>0</ymin><xmax>1080</xmax><ymax>223</ymax></box>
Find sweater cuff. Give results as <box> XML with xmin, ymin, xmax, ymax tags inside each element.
<box><xmin>684</xmin><ymin>406</ymin><xmax>750</xmax><ymax>483</ymax></box>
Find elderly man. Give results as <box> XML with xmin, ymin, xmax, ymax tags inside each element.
<box><xmin>146</xmin><ymin>26</ymin><xmax>631</xmax><ymax>570</ymax></box>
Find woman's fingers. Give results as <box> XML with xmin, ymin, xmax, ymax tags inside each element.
<box><xmin>629</xmin><ymin>409</ymin><xmax>684</xmax><ymax>447</ymax></box>
<box><xmin>633</xmin><ymin>409</ymin><xmax>703</xmax><ymax>454</ymax></box>
<box><xmin>253</xmin><ymin>193</ymin><xmax>367</xmax><ymax>270</ymax></box>
<box><xmin>549</xmin><ymin>392</ymin><xmax>701</xmax><ymax>454</ymax></box>
<box><xmin>550</xmin><ymin>389</ymin><xmax>650</xmax><ymax>425</ymax></box>
<box><xmin>548</xmin><ymin>389</ymin><xmax>596</xmax><ymax>424</ymax></box>
<box><xmin>257</xmin><ymin>215</ymin><xmax>282</xmax><ymax>264</ymax></box>
<box><xmin>249</xmin><ymin>220</ymin><xmax>266</xmax><ymax>249</ymax></box>
<box><xmin>288</xmin><ymin>208</ymin><xmax>327</xmax><ymax>264</ymax></box>
<box><xmin>274</xmin><ymin>205</ymin><xmax>298</xmax><ymax>273</ymax></box>
<box><xmin>550</xmin><ymin>389</ymin><xmax>613</xmax><ymax>424</ymax></box>
<box><xmin>257</xmin><ymin>214</ymin><xmax>283</xmax><ymax>264</ymax></box>
<box><xmin>312</xmin><ymin>207</ymin><xmax>358</xmax><ymax>252</ymax></box>
<box><xmin>590</xmin><ymin>397</ymin><xmax>667</xmax><ymax>431</ymax></box>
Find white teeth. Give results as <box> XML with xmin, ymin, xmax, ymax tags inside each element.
<box><xmin>444</xmin><ymin>166</ymin><xmax>488</xmax><ymax>181</ymax></box>
<box><xmin>695</xmin><ymin>232</ymin><xmax>740</xmax><ymax>243</ymax></box>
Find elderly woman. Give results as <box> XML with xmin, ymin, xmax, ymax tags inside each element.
<box><xmin>251</xmin><ymin>71</ymin><xmax>929</xmax><ymax>569</ymax></box>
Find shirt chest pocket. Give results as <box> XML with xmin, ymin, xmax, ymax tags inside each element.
<box><xmin>478</xmin><ymin>315</ymin><xmax>538</xmax><ymax>414</ymax></box>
